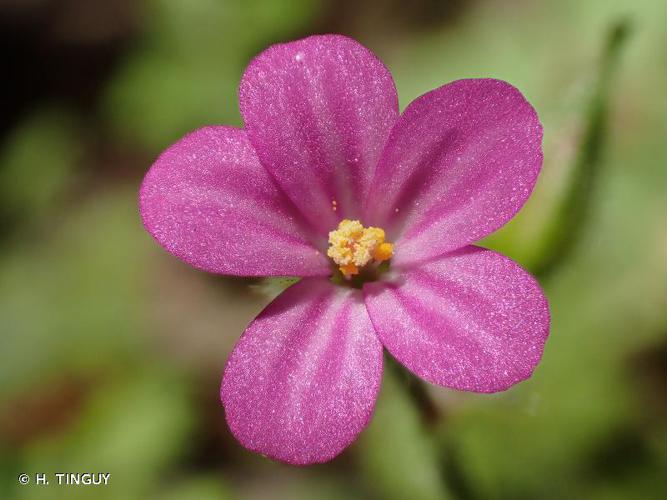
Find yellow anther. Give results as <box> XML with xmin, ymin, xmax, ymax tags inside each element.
<box><xmin>339</xmin><ymin>263</ymin><xmax>359</xmax><ymax>276</ymax></box>
<box><xmin>327</xmin><ymin>219</ymin><xmax>394</xmax><ymax>278</ymax></box>
<box><xmin>373</xmin><ymin>242</ymin><xmax>394</xmax><ymax>262</ymax></box>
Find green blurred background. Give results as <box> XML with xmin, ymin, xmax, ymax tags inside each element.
<box><xmin>1</xmin><ymin>1</ymin><xmax>666</xmax><ymax>498</ymax></box>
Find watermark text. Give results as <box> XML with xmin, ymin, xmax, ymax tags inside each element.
<box><xmin>18</xmin><ymin>473</ymin><xmax>111</xmax><ymax>486</ymax></box>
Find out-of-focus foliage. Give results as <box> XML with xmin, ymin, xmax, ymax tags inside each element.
<box><xmin>15</xmin><ymin>370</ymin><xmax>195</xmax><ymax>500</ymax></box>
<box><xmin>103</xmin><ymin>0</ymin><xmax>320</xmax><ymax>150</ymax></box>
<box><xmin>358</xmin><ymin>360</ymin><xmax>451</xmax><ymax>500</ymax></box>
<box><xmin>1</xmin><ymin>0</ymin><xmax>667</xmax><ymax>499</ymax></box>
<box><xmin>0</xmin><ymin>192</ymin><xmax>150</xmax><ymax>394</ymax></box>
<box><xmin>484</xmin><ymin>20</ymin><xmax>631</xmax><ymax>276</ymax></box>
<box><xmin>0</xmin><ymin>109</ymin><xmax>81</xmax><ymax>231</ymax></box>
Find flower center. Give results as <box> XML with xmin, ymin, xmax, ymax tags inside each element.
<box><xmin>327</xmin><ymin>219</ymin><xmax>394</xmax><ymax>279</ymax></box>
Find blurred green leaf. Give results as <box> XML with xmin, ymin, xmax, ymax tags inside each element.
<box><xmin>531</xmin><ymin>20</ymin><xmax>631</xmax><ymax>277</ymax></box>
<box><xmin>482</xmin><ymin>20</ymin><xmax>631</xmax><ymax>274</ymax></box>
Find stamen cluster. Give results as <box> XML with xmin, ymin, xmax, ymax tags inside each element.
<box><xmin>327</xmin><ymin>219</ymin><xmax>394</xmax><ymax>278</ymax></box>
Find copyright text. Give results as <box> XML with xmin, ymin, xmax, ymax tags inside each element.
<box><xmin>18</xmin><ymin>473</ymin><xmax>111</xmax><ymax>486</ymax></box>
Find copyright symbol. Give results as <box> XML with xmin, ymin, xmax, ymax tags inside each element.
<box><xmin>18</xmin><ymin>473</ymin><xmax>29</xmax><ymax>485</ymax></box>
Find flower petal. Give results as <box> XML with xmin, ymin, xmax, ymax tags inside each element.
<box><xmin>140</xmin><ymin>126</ymin><xmax>330</xmax><ymax>276</ymax></box>
<box><xmin>365</xmin><ymin>79</ymin><xmax>543</xmax><ymax>266</ymax></box>
<box><xmin>221</xmin><ymin>278</ymin><xmax>383</xmax><ymax>464</ymax></box>
<box><xmin>239</xmin><ymin>34</ymin><xmax>399</xmax><ymax>234</ymax></box>
<box><xmin>364</xmin><ymin>246</ymin><xmax>549</xmax><ymax>393</ymax></box>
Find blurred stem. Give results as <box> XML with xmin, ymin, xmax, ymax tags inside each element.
<box><xmin>382</xmin><ymin>353</ymin><xmax>463</xmax><ymax>499</ymax></box>
<box><xmin>533</xmin><ymin>19</ymin><xmax>631</xmax><ymax>278</ymax></box>
<box><xmin>359</xmin><ymin>352</ymin><xmax>452</xmax><ymax>500</ymax></box>
<box><xmin>385</xmin><ymin>353</ymin><xmax>441</xmax><ymax>426</ymax></box>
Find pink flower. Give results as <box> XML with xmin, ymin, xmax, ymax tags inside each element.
<box><xmin>140</xmin><ymin>35</ymin><xmax>549</xmax><ymax>465</ymax></box>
